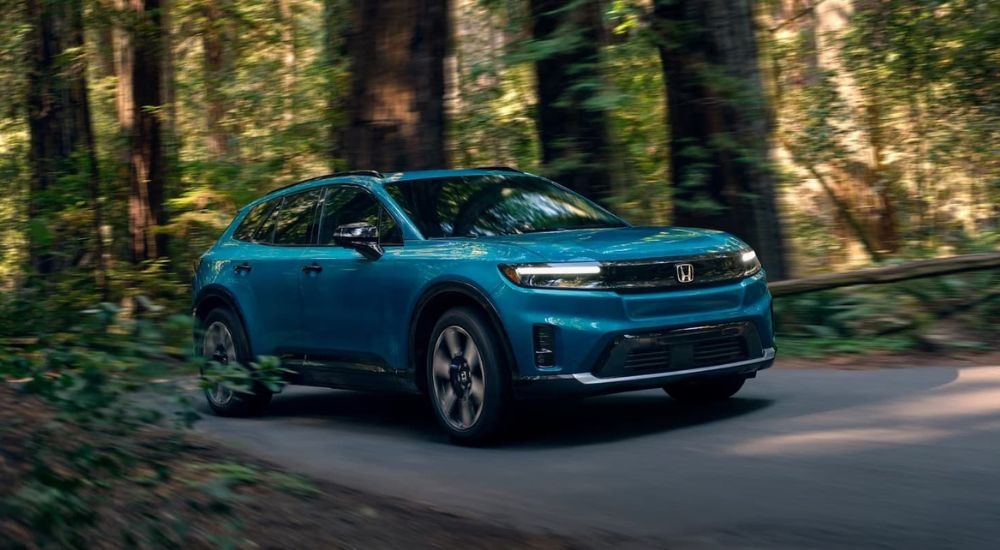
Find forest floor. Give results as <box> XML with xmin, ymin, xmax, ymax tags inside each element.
<box><xmin>0</xmin><ymin>382</ymin><xmax>584</xmax><ymax>549</ymax></box>
<box><xmin>3</xmin><ymin>349</ymin><xmax>998</xmax><ymax>548</ymax></box>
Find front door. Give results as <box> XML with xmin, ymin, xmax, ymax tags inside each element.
<box><xmin>298</xmin><ymin>185</ymin><xmax>407</xmax><ymax>389</ymax></box>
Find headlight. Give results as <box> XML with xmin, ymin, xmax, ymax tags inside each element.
<box><xmin>739</xmin><ymin>247</ymin><xmax>762</xmax><ymax>277</ymax></box>
<box><xmin>500</xmin><ymin>262</ymin><xmax>604</xmax><ymax>289</ymax></box>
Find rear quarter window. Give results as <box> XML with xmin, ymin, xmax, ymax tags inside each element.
<box><xmin>233</xmin><ymin>200</ymin><xmax>275</xmax><ymax>241</ymax></box>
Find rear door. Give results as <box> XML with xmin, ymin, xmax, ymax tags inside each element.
<box><xmin>238</xmin><ymin>188</ymin><xmax>322</xmax><ymax>358</ymax></box>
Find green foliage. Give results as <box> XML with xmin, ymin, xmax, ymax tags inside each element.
<box><xmin>190</xmin><ymin>463</ymin><xmax>320</xmax><ymax>498</ymax></box>
<box><xmin>774</xmin><ymin>270</ymin><xmax>1000</xmax><ymax>357</ymax></box>
<box><xmin>0</xmin><ymin>297</ymin><xmax>294</xmax><ymax>546</ymax></box>
<box><xmin>602</xmin><ymin>2</ymin><xmax>670</xmax><ymax>224</ymax></box>
<box><xmin>770</xmin><ymin>0</ymin><xmax>1000</xmax><ymax>264</ymax></box>
<box><xmin>0</xmin><ymin>305</ymin><xmax>194</xmax><ymax>545</ymax></box>
<box><xmin>201</xmin><ymin>355</ymin><xmax>294</xmax><ymax>396</ymax></box>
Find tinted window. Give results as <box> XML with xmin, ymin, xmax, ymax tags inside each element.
<box><xmin>384</xmin><ymin>175</ymin><xmax>626</xmax><ymax>238</ymax></box>
<box><xmin>270</xmin><ymin>189</ymin><xmax>323</xmax><ymax>245</ymax></box>
<box><xmin>233</xmin><ymin>200</ymin><xmax>275</xmax><ymax>241</ymax></box>
<box><xmin>317</xmin><ymin>186</ymin><xmax>402</xmax><ymax>245</ymax></box>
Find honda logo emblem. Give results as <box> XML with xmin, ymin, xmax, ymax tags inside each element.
<box><xmin>676</xmin><ymin>263</ymin><xmax>695</xmax><ymax>283</ymax></box>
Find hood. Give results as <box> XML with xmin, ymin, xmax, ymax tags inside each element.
<box><xmin>480</xmin><ymin>226</ymin><xmax>746</xmax><ymax>262</ymax></box>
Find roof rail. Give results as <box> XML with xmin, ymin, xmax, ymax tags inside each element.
<box><xmin>474</xmin><ymin>166</ymin><xmax>522</xmax><ymax>173</ymax></box>
<box><xmin>265</xmin><ymin>170</ymin><xmax>384</xmax><ymax>196</ymax></box>
<box><xmin>333</xmin><ymin>170</ymin><xmax>384</xmax><ymax>179</ymax></box>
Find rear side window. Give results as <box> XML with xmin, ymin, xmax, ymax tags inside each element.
<box><xmin>271</xmin><ymin>189</ymin><xmax>324</xmax><ymax>245</ymax></box>
<box><xmin>233</xmin><ymin>200</ymin><xmax>275</xmax><ymax>241</ymax></box>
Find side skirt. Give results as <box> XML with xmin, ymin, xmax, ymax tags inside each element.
<box><xmin>282</xmin><ymin>354</ymin><xmax>420</xmax><ymax>394</ymax></box>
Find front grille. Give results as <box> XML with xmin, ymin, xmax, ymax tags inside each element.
<box><xmin>624</xmin><ymin>347</ymin><xmax>671</xmax><ymax>372</ymax></box>
<box><xmin>604</xmin><ymin>252</ymin><xmax>751</xmax><ymax>292</ymax></box>
<box><xmin>693</xmin><ymin>337</ymin><xmax>748</xmax><ymax>366</ymax></box>
<box><xmin>593</xmin><ymin>322</ymin><xmax>762</xmax><ymax>379</ymax></box>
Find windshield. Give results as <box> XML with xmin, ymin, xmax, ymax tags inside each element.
<box><xmin>384</xmin><ymin>174</ymin><xmax>627</xmax><ymax>238</ymax></box>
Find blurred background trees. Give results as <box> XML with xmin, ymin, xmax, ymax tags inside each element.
<box><xmin>0</xmin><ymin>0</ymin><xmax>997</xmax><ymax>316</ymax></box>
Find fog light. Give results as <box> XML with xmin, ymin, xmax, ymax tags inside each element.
<box><xmin>533</xmin><ymin>324</ymin><xmax>556</xmax><ymax>368</ymax></box>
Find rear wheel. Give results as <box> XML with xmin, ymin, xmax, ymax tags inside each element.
<box><xmin>199</xmin><ymin>308</ymin><xmax>272</xmax><ymax>417</ymax></box>
<box><xmin>663</xmin><ymin>375</ymin><xmax>745</xmax><ymax>403</ymax></box>
<box><xmin>426</xmin><ymin>307</ymin><xmax>510</xmax><ymax>444</ymax></box>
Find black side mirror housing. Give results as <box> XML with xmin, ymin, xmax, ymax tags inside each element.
<box><xmin>333</xmin><ymin>223</ymin><xmax>383</xmax><ymax>260</ymax></box>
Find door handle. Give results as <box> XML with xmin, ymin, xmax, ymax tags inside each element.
<box><xmin>302</xmin><ymin>263</ymin><xmax>323</xmax><ymax>274</ymax></box>
<box><xmin>234</xmin><ymin>262</ymin><xmax>252</xmax><ymax>274</ymax></box>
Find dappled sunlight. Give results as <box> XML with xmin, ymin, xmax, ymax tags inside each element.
<box><xmin>730</xmin><ymin>366</ymin><xmax>1000</xmax><ymax>456</ymax></box>
<box><xmin>733</xmin><ymin>427</ymin><xmax>951</xmax><ymax>455</ymax></box>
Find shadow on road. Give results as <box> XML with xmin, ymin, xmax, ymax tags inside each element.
<box><xmin>246</xmin><ymin>388</ymin><xmax>774</xmax><ymax>447</ymax></box>
<box><xmin>506</xmin><ymin>394</ymin><xmax>774</xmax><ymax>448</ymax></box>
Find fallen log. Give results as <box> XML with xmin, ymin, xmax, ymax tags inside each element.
<box><xmin>769</xmin><ymin>252</ymin><xmax>1000</xmax><ymax>298</ymax></box>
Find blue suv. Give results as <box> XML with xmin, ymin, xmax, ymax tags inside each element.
<box><xmin>193</xmin><ymin>168</ymin><xmax>775</xmax><ymax>443</ymax></box>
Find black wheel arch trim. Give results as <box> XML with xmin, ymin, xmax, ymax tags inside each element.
<box><xmin>409</xmin><ymin>280</ymin><xmax>519</xmax><ymax>379</ymax></box>
<box><xmin>193</xmin><ymin>285</ymin><xmax>254</xmax><ymax>358</ymax></box>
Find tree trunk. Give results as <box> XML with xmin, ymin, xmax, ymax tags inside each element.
<box><xmin>768</xmin><ymin>253</ymin><xmax>1000</xmax><ymax>297</ymax></box>
<box><xmin>653</xmin><ymin>0</ymin><xmax>789</xmax><ymax>280</ymax></box>
<box><xmin>161</xmin><ymin>0</ymin><xmax>179</xmax><ymax>169</ymax></box>
<box><xmin>203</xmin><ymin>0</ymin><xmax>232</xmax><ymax>157</ymax></box>
<box><xmin>122</xmin><ymin>0</ymin><xmax>167</xmax><ymax>262</ymax></box>
<box><xmin>323</xmin><ymin>0</ymin><xmax>348</xmax><ymax>170</ymax></box>
<box><xmin>278</xmin><ymin>0</ymin><xmax>297</xmax><ymax>127</ymax></box>
<box><xmin>25</xmin><ymin>0</ymin><xmax>105</xmax><ymax>287</ymax></box>
<box><xmin>345</xmin><ymin>0</ymin><xmax>449</xmax><ymax>171</ymax></box>
<box><xmin>530</xmin><ymin>0</ymin><xmax>614</xmax><ymax>204</ymax></box>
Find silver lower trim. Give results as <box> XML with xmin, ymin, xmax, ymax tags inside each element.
<box><xmin>571</xmin><ymin>347</ymin><xmax>775</xmax><ymax>385</ymax></box>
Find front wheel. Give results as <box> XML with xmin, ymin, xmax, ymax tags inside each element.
<box><xmin>426</xmin><ymin>307</ymin><xmax>510</xmax><ymax>445</ymax></box>
<box><xmin>199</xmin><ymin>308</ymin><xmax>272</xmax><ymax>417</ymax></box>
<box><xmin>663</xmin><ymin>375</ymin><xmax>746</xmax><ymax>403</ymax></box>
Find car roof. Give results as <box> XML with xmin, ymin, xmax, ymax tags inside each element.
<box><xmin>238</xmin><ymin>167</ymin><xmax>531</xmax><ymax>215</ymax></box>
<box><xmin>260</xmin><ymin>167</ymin><xmax>525</xmax><ymax>199</ymax></box>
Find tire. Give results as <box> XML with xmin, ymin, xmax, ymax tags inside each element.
<box><xmin>426</xmin><ymin>307</ymin><xmax>511</xmax><ymax>445</ymax></box>
<box><xmin>663</xmin><ymin>375</ymin><xmax>746</xmax><ymax>403</ymax></box>
<box><xmin>199</xmin><ymin>307</ymin><xmax>272</xmax><ymax>417</ymax></box>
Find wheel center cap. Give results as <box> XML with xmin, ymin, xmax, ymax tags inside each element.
<box><xmin>449</xmin><ymin>358</ymin><xmax>472</xmax><ymax>395</ymax></box>
<box><xmin>212</xmin><ymin>347</ymin><xmax>229</xmax><ymax>364</ymax></box>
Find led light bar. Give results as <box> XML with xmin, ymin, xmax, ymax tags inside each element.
<box><xmin>515</xmin><ymin>265</ymin><xmax>602</xmax><ymax>276</ymax></box>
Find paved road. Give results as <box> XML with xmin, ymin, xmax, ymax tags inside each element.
<box><xmin>195</xmin><ymin>365</ymin><xmax>1000</xmax><ymax>548</ymax></box>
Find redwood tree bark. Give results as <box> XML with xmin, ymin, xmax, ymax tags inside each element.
<box><xmin>530</xmin><ymin>0</ymin><xmax>614</xmax><ymax>204</ymax></box>
<box><xmin>202</xmin><ymin>0</ymin><xmax>233</xmax><ymax>157</ymax></box>
<box><xmin>120</xmin><ymin>0</ymin><xmax>168</xmax><ymax>262</ymax></box>
<box><xmin>25</xmin><ymin>0</ymin><xmax>106</xmax><ymax>286</ymax></box>
<box><xmin>345</xmin><ymin>0</ymin><xmax>449</xmax><ymax>171</ymax></box>
<box><xmin>653</xmin><ymin>0</ymin><xmax>789</xmax><ymax>280</ymax></box>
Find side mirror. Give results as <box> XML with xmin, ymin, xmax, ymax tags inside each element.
<box><xmin>333</xmin><ymin>223</ymin><xmax>383</xmax><ymax>260</ymax></box>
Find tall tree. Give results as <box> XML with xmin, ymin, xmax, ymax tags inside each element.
<box><xmin>119</xmin><ymin>0</ymin><xmax>168</xmax><ymax>262</ymax></box>
<box><xmin>323</xmin><ymin>0</ymin><xmax>349</xmax><ymax>169</ymax></box>
<box><xmin>345</xmin><ymin>0</ymin><xmax>449</xmax><ymax>171</ymax></box>
<box><xmin>202</xmin><ymin>0</ymin><xmax>234</xmax><ymax>157</ymax></box>
<box><xmin>25</xmin><ymin>0</ymin><xmax>107</xmax><ymax>287</ymax></box>
<box><xmin>653</xmin><ymin>0</ymin><xmax>789</xmax><ymax>279</ymax></box>
<box><xmin>277</xmin><ymin>0</ymin><xmax>297</xmax><ymax>127</ymax></box>
<box><xmin>530</xmin><ymin>0</ymin><xmax>614</xmax><ymax>203</ymax></box>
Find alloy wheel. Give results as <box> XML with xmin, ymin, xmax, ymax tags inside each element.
<box><xmin>203</xmin><ymin>320</ymin><xmax>237</xmax><ymax>406</ymax></box>
<box><xmin>431</xmin><ymin>325</ymin><xmax>486</xmax><ymax>431</ymax></box>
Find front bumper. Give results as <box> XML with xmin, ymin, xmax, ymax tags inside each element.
<box><xmin>513</xmin><ymin>347</ymin><xmax>774</xmax><ymax>398</ymax></box>
<box><xmin>492</xmin><ymin>270</ymin><xmax>775</xmax><ymax>384</ymax></box>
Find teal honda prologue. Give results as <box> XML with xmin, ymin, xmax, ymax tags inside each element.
<box><xmin>193</xmin><ymin>168</ymin><xmax>775</xmax><ymax>443</ymax></box>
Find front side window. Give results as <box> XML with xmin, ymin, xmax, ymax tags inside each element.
<box><xmin>317</xmin><ymin>186</ymin><xmax>402</xmax><ymax>245</ymax></box>
<box><xmin>384</xmin><ymin>174</ymin><xmax>626</xmax><ymax>238</ymax></box>
<box><xmin>264</xmin><ymin>189</ymin><xmax>324</xmax><ymax>245</ymax></box>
